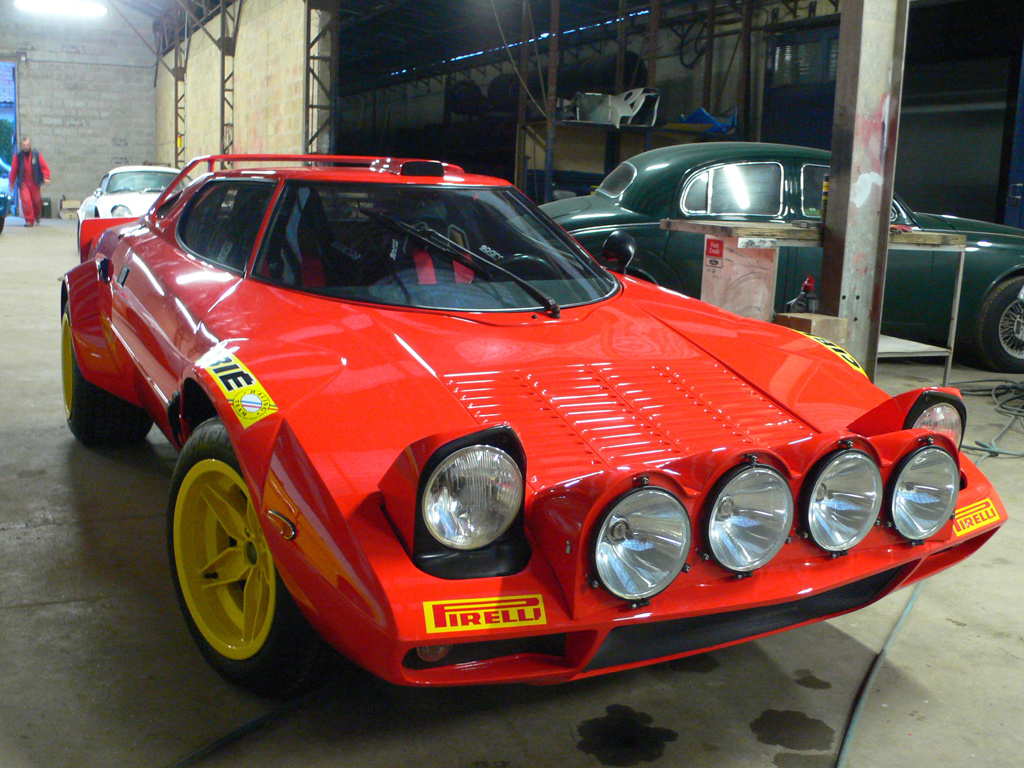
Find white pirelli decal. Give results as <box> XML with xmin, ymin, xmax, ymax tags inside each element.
<box><xmin>424</xmin><ymin>595</ymin><xmax>547</xmax><ymax>634</ymax></box>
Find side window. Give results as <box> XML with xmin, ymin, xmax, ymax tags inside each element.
<box><xmin>681</xmin><ymin>170</ymin><xmax>709</xmax><ymax>214</ymax></box>
<box><xmin>178</xmin><ymin>181</ymin><xmax>274</xmax><ymax>271</ymax></box>
<box><xmin>708</xmin><ymin>162</ymin><xmax>783</xmax><ymax>216</ymax></box>
<box><xmin>801</xmin><ymin>164</ymin><xmax>829</xmax><ymax>218</ymax></box>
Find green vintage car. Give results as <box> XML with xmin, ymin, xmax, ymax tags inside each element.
<box><xmin>541</xmin><ymin>142</ymin><xmax>1024</xmax><ymax>372</ymax></box>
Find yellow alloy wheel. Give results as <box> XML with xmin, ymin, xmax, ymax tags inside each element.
<box><xmin>173</xmin><ymin>459</ymin><xmax>276</xmax><ymax>661</ymax></box>
<box><xmin>61</xmin><ymin>311</ymin><xmax>74</xmax><ymax>420</ymax></box>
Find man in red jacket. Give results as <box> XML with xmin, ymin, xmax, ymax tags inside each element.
<box><xmin>9</xmin><ymin>136</ymin><xmax>51</xmax><ymax>227</ymax></box>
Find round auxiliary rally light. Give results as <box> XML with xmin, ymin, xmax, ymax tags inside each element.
<box><xmin>707</xmin><ymin>464</ymin><xmax>794</xmax><ymax>572</ymax></box>
<box><xmin>910</xmin><ymin>402</ymin><xmax>963</xmax><ymax>448</ymax></box>
<box><xmin>890</xmin><ymin>446</ymin><xmax>958</xmax><ymax>541</ymax></box>
<box><xmin>594</xmin><ymin>488</ymin><xmax>691</xmax><ymax>601</ymax></box>
<box><xmin>422</xmin><ymin>445</ymin><xmax>523</xmax><ymax>550</ymax></box>
<box><xmin>806</xmin><ymin>450</ymin><xmax>883</xmax><ymax>552</ymax></box>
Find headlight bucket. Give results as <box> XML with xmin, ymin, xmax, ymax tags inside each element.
<box><xmin>593</xmin><ymin>487</ymin><xmax>691</xmax><ymax>601</ymax></box>
<box><xmin>111</xmin><ymin>204</ymin><xmax>132</xmax><ymax>217</ymax></box>
<box><xmin>889</xmin><ymin>445</ymin><xmax>958</xmax><ymax>541</ymax></box>
<box><xmin>380</xmin><ymin>425</ymin><xmax>530</xmax><ymax>580</ymax></box>
<box><xmin>706</xmin><ymin>462</ymin><xmax>794</xmax><ymax>572</ymax></box>
<box><xmin>414</xmin><ymin>426</ymin><xmax>530</xmax><ymax>579</ymax></box>
<box><xmin>903</xmin><ymin>391</ymin><xmax>966</xmax><ymax>449</ymax></box>
<box><xmin>803</xmin><ymin>449</ymin><xmax>883</xmax><ymax>552</ymax></box>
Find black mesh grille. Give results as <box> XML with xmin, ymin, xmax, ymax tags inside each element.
<box><xmin>585</xmin><ymin>567</ymin><xmax>903</xmax><ymax>672</ymax></box>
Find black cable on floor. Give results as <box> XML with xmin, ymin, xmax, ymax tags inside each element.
<box><xmin>833</xmin><ymin>583</ymin><xmax>923</xmax><ymax>768</ymax></box>
<box><xmin>951</xmin><ymin>378</ymin><xmax>1024</xmax><ymax>462</ymax></box>
<box><xmin>164</xmin><ymin>691</ymin><xmax>314</xmax><ymax>768</ymax></box>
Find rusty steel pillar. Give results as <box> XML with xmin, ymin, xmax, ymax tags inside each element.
<box><xmin>819</xmin><ymin>0</ymin><xmax>910</xmax><ymax>379</ymax></box>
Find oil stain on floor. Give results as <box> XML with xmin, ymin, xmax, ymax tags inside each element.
<box><xmin>577</xmin><ymin>704</ymin><xmax>678</xmax><ymax>766</ymax></box>
<box><xmin>750</xmin><ymin>709</ymin><xmax>834</xmax><ymax>751</ymax></box>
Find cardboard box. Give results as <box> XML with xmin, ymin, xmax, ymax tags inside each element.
<box><xmin>774</xmin><ymin>313</ymin><xmax>849</xmax><ymax>347</ymax></box>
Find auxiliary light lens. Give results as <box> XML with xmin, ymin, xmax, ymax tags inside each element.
<box><xmin>806</xmin><ymin>450</ymin><xmax>883</xmax><ymax>552</ymax></box>
<box><xmin>891</xmin><ymin>446</ymin><xmax>958</xmax><ymax>540</ymax></box>
<box><xmin>707</xmin><ymin>464</ymin><xmax>793</xmax><ymax>572</ymax></box>
<box><xmin>594</xmin><ymin>488</ymin><xmax>691</xmax><ymax>601</ymax></box>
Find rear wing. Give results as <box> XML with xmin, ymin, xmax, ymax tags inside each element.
<box><xmin>79</xmin><ymin>216</ymin><xmax>135</xmax><ymax>262</ymax></box>
<box><xmin>80</xmin><ymin>153</ymin><xmax>466</xmax><ymax>261</ymax></box>
<box><xmin>148</xmin><ymin>153</ymin><xmax>465</xmax><ymax>217</ymax></box>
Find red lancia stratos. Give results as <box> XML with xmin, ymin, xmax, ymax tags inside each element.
<box><xmin>62</xmin><ymin>154</ymin><xmax>1006</xmax><ymax>698</ymax></box>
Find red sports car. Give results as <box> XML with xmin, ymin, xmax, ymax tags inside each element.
<box><xmin>62</xmin><ymin>154</ymin><xmax>1006</xmax><ymax>698</ymax></box>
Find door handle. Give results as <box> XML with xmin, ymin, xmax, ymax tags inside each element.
<box><xmin>97</xmin><ymin>257</ymin><xmax>111</xmax><ymax>283</ymax></box>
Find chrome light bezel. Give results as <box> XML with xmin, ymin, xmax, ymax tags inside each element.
<box><xmin>594</xmin><ymin>487</ymin><xmax>692</xmax><ymax>601</ymax></box>
<box><xmin>803</xmin><ymin>449</ymin><xmax>883</xmax><ymax>552</ymax></box>
<box><xmin>705</xmin><ymin>463</ymin><xmax>794</xmax><ymax>573</ymax></box>
<box><xmin>889</xmin><ymin>445</ymin><xmax>958</xmax><ymax>541</ymax></box>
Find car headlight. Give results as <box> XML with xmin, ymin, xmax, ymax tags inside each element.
<box><xmin>111</xmin><ymin>204</ymin><xmax>132</xmax><ymax>217</ymax></box>
<box><xmin>904</xmin><ymin>392</ymin><xmax>965</xmax><ymax>448</ymax></box>
<box><xmin>890</xmin><ymin>446</ymin><xmax>958</xmax><ymax>540</ymax></box>
<box><xmin>594</xmin><ymin>488</ymin><xmax>691</xmax><ymax>601</ymax></box>
<box><xmin>707</xmin><ymin>464</ymin><xmax>793</xmax><ymax>572</ymax></box>
<box><xmin>422</xmin><ymin>445</ymin><xmax>523</xmax><ymax>550</ymax></box>
<box><xmin>805</xmin><ymin>450</ymin><xmax>882</xmax><ymax>552</ymax></box>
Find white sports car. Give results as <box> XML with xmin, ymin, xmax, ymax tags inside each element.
<box><xmin>76</xmin><ymin>165</ymin><xmax>184</xmax><ymax>223</ymax></box>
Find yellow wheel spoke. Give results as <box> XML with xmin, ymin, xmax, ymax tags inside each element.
<box><xmin>200</xmin><ymin>547</ymin><xmax>249</xmax><ymax>588</ymax></box>
<box><xmin>200</xmin><ymin>485</ymin><xmax>246</xmax><ymax>540</ymax></box>
<box><xmin>242</xmin><ymin>567</ymin><xmax>268</xmax><ymax>642</ymax></box>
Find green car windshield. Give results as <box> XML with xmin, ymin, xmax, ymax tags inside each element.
<box><xmin>253</xmin><ymin>181</ymin><xmax>618</xmax><ymax>312</ymax></box>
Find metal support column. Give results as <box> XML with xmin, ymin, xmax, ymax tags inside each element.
<box><xmin>173</xmin><ymin>47</ymin><xmax>187</xmax><ymax>168</ymax></box>
<box><xmin>543</xmin><ymin>0</ymin><xmax>560</xmax><ymax>204</ymax></box>
<box><xmin>304</xmin><ymin>0</ymin><xmax>338</xmax><ymax>155</ymax></box>
<box><xmin>646</xmin><ymin>0</ymin><xmax>661</xmax><ymax>88</ymax></box>
<box><xmin>514</xmin><ymin>0</ymin><xmax>531</xmax><ymax>191</ymax></box>
<box><xmin>819</xmin><ymin>0</ymin><xmax>910</xmax><ymax>379</ymax></box>
<box><xmin>702</xmin><ymin>2</ymin><xmax>715</xmax><ymax>109</ymax></box>
<box><xmin>218</xmin><ymin>0</ymin><xmax>243</xmax><ymax>156</ymax></box>
<box><xmin>738</xmin><ymin>0</ymin><xmax>753</xmax><ymax>140</ymax></box>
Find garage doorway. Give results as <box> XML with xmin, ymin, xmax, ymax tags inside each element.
<box><xmin>1</xmin><ymin>60</ymin><xmax>16</xmax><ymax>214</ymax></box>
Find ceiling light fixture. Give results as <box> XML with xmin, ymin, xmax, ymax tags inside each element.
<box><xmin>15</xmin><ymin>0</ymin><xmax>107</xmax><ymax>18</ymax></box>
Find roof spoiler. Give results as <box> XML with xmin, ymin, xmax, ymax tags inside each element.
<box><xmin>149</xmin><ymin>154</ymin><xmax>465</xmax><ymax>215</ymax></box>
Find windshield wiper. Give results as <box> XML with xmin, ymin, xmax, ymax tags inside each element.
<box><xmin>362</xmin><ymin>207</ymin><xmax>561</xmax><ymax>318</ymax></box>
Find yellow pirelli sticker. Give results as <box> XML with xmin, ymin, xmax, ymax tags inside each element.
<box><xmin>803</xmin><ymin>333</ymin><xmax>867</xmax><ymax>376</ymax></box>
<box><xmin>424</xmin><ymin>595</ymin><xmax>547</xmax><ymax>634</ymax></box>
<box><xmin>952</xmin><ymin>498</ymin><xmax>1001</xmax><ymax>538</ymax></box>
<box><xmin>197</xmin><ymin>349</ymin><xmax>278</xmax><ymax>428</ymax></box>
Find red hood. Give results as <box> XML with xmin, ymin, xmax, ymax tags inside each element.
<box><xmin>204</xmin><ymin>278</ymin><xmax>887</xmax><ymax>496</ymax></box>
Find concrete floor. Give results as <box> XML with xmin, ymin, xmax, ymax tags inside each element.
<box><xmin>1</xmin><ymin>218</ymin><xmax>1021</xmax><ymax>768</ymax></box>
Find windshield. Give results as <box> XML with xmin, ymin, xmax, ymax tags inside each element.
<box><xmin>107</xmin><ymin>170</ymin><xmax>180</xmax><ymax>195</ymax></box>
<box><xmin>252</xmin><ymin>182</ymin><xmax>618</xmax><ymax>312</ymax></box>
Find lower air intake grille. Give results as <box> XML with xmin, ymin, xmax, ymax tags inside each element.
<box><xmin>585</xmin><ymin>567</ymin><xmax>903</xmax><ymax>672</ymax></box>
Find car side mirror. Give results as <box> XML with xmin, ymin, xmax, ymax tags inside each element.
<box><xmin>93</xmin><ymin>188</ymin><xmax>102</xmax><ymax>198</ymax></box>
<box><xmin>600</xmin><ymin>230</ymin><xmax>637</xmax><ymax>274</ymax></box>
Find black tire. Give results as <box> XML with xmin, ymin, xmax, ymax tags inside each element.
<box><xmin>0</xmin><ymin>216</ymin><xmax>6</xmax><ymax>235</ymax></box>
<box><xmin>168</xmin><ymin>418</ymin><xmax>330</xmax><ymax>698</ymax></box>
<box><xmin>975</xmin><ymin>275</ymin><xmax>1024</xmax><ymax>373</ymax></box>
<box><xmin>61</xmin><ymin>305</ymin><xmax>152</xmax><ymax>445</ymax></box>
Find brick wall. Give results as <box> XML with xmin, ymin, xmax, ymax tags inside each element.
<box><xmin>156</xmin><ymin>0</ymin><xmax>307</xmax><ymax>163</ymax></box>
<box><xmin>0</xmin><ymin>3</ymin><xmax>158</xmax><ymax>212</ymax></box>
